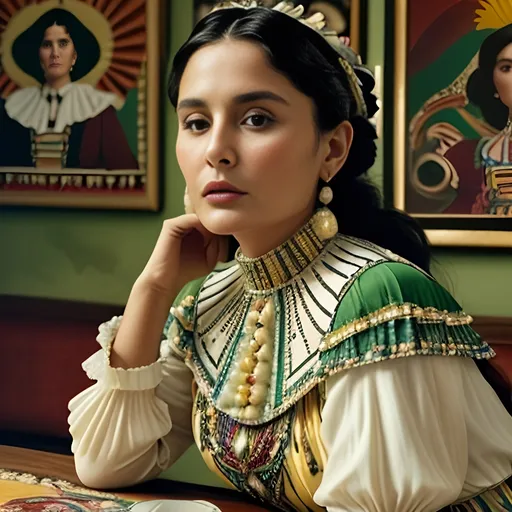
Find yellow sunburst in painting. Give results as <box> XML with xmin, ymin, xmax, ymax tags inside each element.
<box><xmin>0</xmin><ymin>0</ymin><xmax>146</xmax><ymax>100</ymax></box>
<box><xmin>475</xmin><ymin>0</ymin><xmax>512</xmax><ymax>30</ymax></box>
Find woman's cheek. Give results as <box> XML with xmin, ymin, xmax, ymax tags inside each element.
<box><xmin>494</xmin><ymin>71</ymin><xmax>512</xmax><ymax>103</ymax></box>
<box><xmin>176</xmin><ymin>145</ymin><xmax>194</xmax><ymax>184</ymax></box>
<box><xmin>246</xmin><ymin>133</ymin><xmax>295</xmax><ymax>169</ymax></box>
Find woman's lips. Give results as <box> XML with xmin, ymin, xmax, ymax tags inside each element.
<box><xmin>204</xmin><ymin>191</ymin><xmax>246</xmax><ymax>204</ymax></box>
<box><xmin>202</xmin><ymin>181</ymin><xmax>247</xmax><ymax>204</ymax></box>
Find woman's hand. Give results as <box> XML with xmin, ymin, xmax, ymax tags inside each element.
<box><xmin>137</xmin><ymin>214</ymin><xmax>229</xmax><ymax>297</ymax></box>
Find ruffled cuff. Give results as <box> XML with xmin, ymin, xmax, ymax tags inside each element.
<box><xmin>82</xmin><ymin>315</ymin><xmax>172</xmax><ymax>391</ymax></box>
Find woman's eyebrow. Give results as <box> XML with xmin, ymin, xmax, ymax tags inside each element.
<box><xmin>177</xmin><ymin>98</ymin><xmax>206</xmax><ymax>111</ymax></box>
<box><xmin>177</xmin><ymin>90</ymin><xmax>289</xmax><ymax>111</ymax></box>
<box><xmin>233</xmin><ymin>90</ymin><xmax>289</xmax><ymax>105</ymax></box>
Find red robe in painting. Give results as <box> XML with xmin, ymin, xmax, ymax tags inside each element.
<box><xmin>442</xmin><ymin>139</ymin><xmax>485</xmax><ymax>214</ymax></box>
<box><xmin>0</xmin><ymin>95</ymin><xmax>138</xmax><ymax>170</ymax></box>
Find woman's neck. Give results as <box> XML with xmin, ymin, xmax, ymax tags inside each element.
<box><xmin>45</xmin><ymin>76</ymin><xmax>71</xmax><ymax>91</ymax></box>
<box><xmin>234</xmin><ymin>208</ymin><xmax>314</xmax><ymax>258</ymax></box>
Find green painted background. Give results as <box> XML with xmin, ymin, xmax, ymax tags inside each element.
<box><xmin>0</xmin><ymin>0</ymin><xmax>510</xmax><ymax>488</ymax></box>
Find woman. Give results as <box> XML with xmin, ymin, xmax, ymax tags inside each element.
<box><xmin>0</xmin><ymin>8</ymin><xmax>137</xmax><ymax>170</ymax></box>
<box><xmin>443</xmin><ymin>24</ymin><xmax>512</xmax><ymax>215</ymax></box>
<box><xmin>68</xmin><ymin>2</ymin><xmax>512</xmax><ymax>511</ymax></box>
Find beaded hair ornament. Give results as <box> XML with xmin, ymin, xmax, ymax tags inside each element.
<box><xmin>211</xmin><ymin>1</ymin><xmax>373</xmax><ymax>118</ymax></box>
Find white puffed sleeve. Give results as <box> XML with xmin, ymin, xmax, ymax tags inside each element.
<box><xmin>68</xmin><ymin>315</ymin><xmax>195</xmax><ymax>489</ymax></box>
<box><xmin>313</xmin><ymin>356</ymin><xmax>512</xmax><ymax>512</ymax></box>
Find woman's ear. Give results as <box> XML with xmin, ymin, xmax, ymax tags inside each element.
<box><xmin>319</xmin><ymin>120</ymin><xmax>353</xmax><ymax>182</ymax></box>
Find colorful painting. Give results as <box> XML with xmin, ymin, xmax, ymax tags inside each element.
<box><xmin>391</xmin><ymin>0</ymin><xmax>512</xmax><ymax>247</ymax></box>
<box><xmin>0</xmin><ymin>0</ymin><xmax>163</xmax><ymax>210</ymax></box>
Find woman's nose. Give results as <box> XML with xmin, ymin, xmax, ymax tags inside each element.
<box><xmin>204</xmin><ymin>128</ymin><xmax>237</xmax><ymax>169</ymax></box>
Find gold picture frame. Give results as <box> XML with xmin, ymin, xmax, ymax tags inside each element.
<box><xmin>348</xmin><ymin>0</ymin><xmax>365</xmax><ymax>57</ymax></box>
<box><xmin>0</xmin><ymin>0</ymin><xmax>165</xmax><ymax>211</ymax></box>
<box><xmin>390</xmin><ymin>0</ymin><xmax>512</xmax><ymax>248</ymax></box>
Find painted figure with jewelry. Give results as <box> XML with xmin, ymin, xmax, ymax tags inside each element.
<box><xmin>409</xmin><ymin>0</ymin><xmax>512</xmax><ymax>217</ymax></box>
<box><xmin>447</xmin><ymin>7</ymin><xmax>512</xmax><ymax>216</ymax></box>
<box><xmin>68</xmin><ymin>2</ymin><xmax>512</xmax><ymax>511</ymax></box>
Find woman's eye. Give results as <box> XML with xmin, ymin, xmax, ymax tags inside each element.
<box><xmin>244</xmin><ymin>114</ymin><xmax>273</xmax><ymax>128</ymax></box>
<box><xmin>500</xmin><ymin>64</ymin><xmax>512</xmax><ymax>72</ymax></box>
<box><xmin>41</xmin><ymin>41</ymin><xmax>51</xmax><ymax>48</ymax></box>
<box><xmin>59</xmin><ymin>40</ymin><xmax>69</xmax><ymax>47</ymax></box>
<box><xmin>183</xmin><ymin>118</ymin><xmax>209</xmax><ymax>132</ymax></box>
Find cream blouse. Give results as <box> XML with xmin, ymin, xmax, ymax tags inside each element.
<box><xmin>69</xmin><ymin>323</ymin><xmax>512</xmax><ymax>511</ymax></box>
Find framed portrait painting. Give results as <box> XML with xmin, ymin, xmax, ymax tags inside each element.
<box><xmin>389</xmin><ymin>0</ymin><xmax>512</xmax><ymax>247</ymax></box>
<box><xmin>0</xmin><ymin>0</ymin><xmax>164</xmax><ymax>210</ymax></box>
<box><xmin>193</xmin><ymin>0</ymin><xmax>368</xmax><ymax>60</ymax></box>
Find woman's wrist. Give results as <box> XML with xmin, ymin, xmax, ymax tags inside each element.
<box><xmin>133</xmin><ymin>272</ymin><xmax>180</xmax><ymax>302</ymax></box>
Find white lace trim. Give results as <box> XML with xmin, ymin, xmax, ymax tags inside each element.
<box><xmin>82</xmin><ymin>315</ymin><xmax>172</xmax><ymax>391</ymax></box>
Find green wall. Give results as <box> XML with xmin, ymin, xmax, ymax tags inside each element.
<box><xmin>0</xmin><ymin>0</ymin><xmax>510</xmax><ymax>488</ymax></box>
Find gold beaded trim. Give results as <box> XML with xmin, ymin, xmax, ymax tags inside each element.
<box><xmin>167</xmin><ymin>295</ymin><xmax>197</xmax><ymax>362</ymax></box>
<box><xmin>170</xmin><ymin>295</ymin><xmax>195</xmax><ymax>331</ymax></box>
<box><xmin>320</xmin><ymin>303</ymin><xmax>474</xmax><ymax>351</ymax></box>
<box><xmin>235</xmin><ymin>214</ymin><xmax>325</xmax><ymax>291</ymax></box>
<box><xmin>338</xmin><ymin>57</ymin><xmax>367</xmax><ymax>118</ymax></box>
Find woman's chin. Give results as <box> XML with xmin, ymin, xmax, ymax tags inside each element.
<box><xmin>45</xmin><ymin>72</ymin><xmax>71</xmax><ymax>83</ymax></box>
<box><xmin>198</xmin><ymin>209</ymin><xmax>253</xmax><ymax>236</ymax></box>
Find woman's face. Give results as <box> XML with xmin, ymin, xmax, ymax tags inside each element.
<box><xmin>39</xmin><ymin>24</ymin><xmax>76</xmax><ymax>84</ymax></box>
<box><xmin>493</xmin><ymin>42</ymin><xmax>512</xmax><ymax>108</ymax></box>
<box><xmin>176</xmin><ymin>39</ymin><xmax>346</xmax><ymax>243</ymax></box>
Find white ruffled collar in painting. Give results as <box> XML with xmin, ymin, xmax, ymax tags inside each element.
<box><xmin>5</xmin><ymin>83</ymin><xmax>117</xmax><ymax>134</ymax></box>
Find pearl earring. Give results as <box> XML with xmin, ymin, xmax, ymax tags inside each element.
<box><xmin>319</xmin><ymin>185</ymin><xmax>333</xmax><ymax>205</ymax></box>
<box><xmin>312</xmin><ymin>182</ymin><xmax>338</xmax><ymax>241</ymax></box>
<box><xmin>494</xmin><ymin>92</ymin><xmax>500</xmax><ymax>99</ymax></box>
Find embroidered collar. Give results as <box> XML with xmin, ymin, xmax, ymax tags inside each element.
<box><xmin>5</xmin><ymin>83</ymin><xmax>117</xmax><ymax>134</ymax></box>
<box><xmin>178</xmin><ymin>234</ymin><xmax>393</xmax><ymax>425</ymax></box>
<box><xmin>235</xmin><ymin>216</ymin><xmax>327</xmax><ymax>291</ymax></box>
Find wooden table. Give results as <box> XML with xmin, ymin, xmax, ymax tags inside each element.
<box><xmin>0</xmin><ymin>445</ymin><xmax>270</xmax><ymax>511</ymax></box>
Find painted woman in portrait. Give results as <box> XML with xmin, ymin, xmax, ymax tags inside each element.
<box><xmin>443</xmin><ymin>23</ymin><xmax>512</xmax><ymax>215</ymax></box>
<box><xmin>0</xmin><ymin>8</ymin><xmax>138</xmax><ymax>170</ymax></box>
<box><xmin>409</xmin><ymin>1</ymin><xmax>512</xmax><ymax>216</ymax></box>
